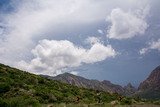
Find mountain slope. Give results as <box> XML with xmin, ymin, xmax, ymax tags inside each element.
<box><xmin>124</xmin><ymin>83</ymin><xmax>137</xmax><ymax>96</ymax></box>
<box><xmin>0</xmin><ymin>63</ymin><xmax>121</xmax><ymax>106</ymax></box>
<box><xmin>43</xmin><ymin>73</ymin><xmax>125</xmax><ymax>94</ymax></box>
<box><xmin>136</xmin><ymin>65</ymin><xmax>160</xmax><ymax>99</ymax></box>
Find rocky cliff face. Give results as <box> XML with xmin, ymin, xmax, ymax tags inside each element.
<box><xmin>137</xmin><ymin>65</ymin><xmax>160</xmax><ymax>99</ymax></box>
<box><xmin>138</xmin><ymin>65</ymin><xmax>160</xmax><ymax>91</ymax></box>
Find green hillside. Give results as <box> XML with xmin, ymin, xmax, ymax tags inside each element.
<box><xmin>0</xmin><ymin>63</ymin><xmax>123</xmax><ymax>107</ymax></box>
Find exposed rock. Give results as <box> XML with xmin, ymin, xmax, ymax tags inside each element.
<box><xmin>136</xmin><ymin>65</ymin><xmax>160</xmax><ymax>99</ymax></box>
<box><xmin>138</xmin><ymin>65</ymin><xmax>160</xmax><ymax>91</ymax></box>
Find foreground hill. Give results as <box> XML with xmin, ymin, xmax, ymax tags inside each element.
<box><xmin>0</xmin><ymin>63</ymin><xmax>122</xmax><ymax>106</ymax></box>
<box><xmin>136</xmin><ymin>65</ymin><xmax>160</xmax><ymax>100</ymax></box>
<box><xmin>42</xmin><ymin>73</ymin><xmax>136</xmax><ymax>96</ymax></box>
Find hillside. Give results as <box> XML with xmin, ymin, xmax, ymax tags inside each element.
<box><xmin>42</xmin><ymin>73</ymin><xmax>136</xmax><ymax>96</ymax></box>
<box><xmin>123</xmin><ymin>83</ymin><xmax>137</xmax><ymax>96</ymax></box>
<box><xmin>0</xmin><ymin>63</ymin><xmax>122</xmax><ymax>106</ymax></box>
<box><xmin>136</xmin><ymin>65</ymin><xmax>160</xmax><ymax>99</ymax></box>
<box><xmin>1</xmin><ymin>63</ymin><xmax>160</xmax><ymax>106</ymax></box>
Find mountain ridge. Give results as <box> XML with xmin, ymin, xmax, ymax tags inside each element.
<box><xmin>41</xmin><ymin>72</ymin><xmax>136</xmax><ymax>96</ymax></box>
<box><xmin>42</xmin><ymin>65</ymin><xmax>160</xmax><ymax>99</ymax></box>
<box><xmin>136</xmin><ymin>65</ymin><xmax>160</xmax><ymax>99</ymax></box>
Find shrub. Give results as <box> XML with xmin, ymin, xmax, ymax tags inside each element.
<box><xmin>0</xmin><ymin>98</ymin><xmax>7</xmax><ymax>107</ymax></box>
<box><xmin>120</xmin><ymin>98</ymin><xmax>132</xmax><ymax>105</ymax></box>
<box><xmin>0</xmin><ymin>83</ymin><xmax>10</xmax><ymax>93</ymax></box>
<box><xmin>153</xmin><ymin>100</ymin><xmax>160</xmax><ymax>105</ymax></box>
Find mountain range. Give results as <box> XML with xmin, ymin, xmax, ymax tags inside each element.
<box><xmin>42</xmin><ymin>65</ymin><xmax>160</xmax><ymax>99</ymax></box>
<box><xmin>42</xmin><ymin>73</ymin><xmax>137</xmax><ymax>96</ymax></box>
<box><xmin>43</xmin><ymin>73</ymin><xmax>123</xmax><ymax>94</ymax></box>
<box><xmin>0</xmin><ymin>62</ymin><xmax>159</xmax><ymax>107</ymax></box>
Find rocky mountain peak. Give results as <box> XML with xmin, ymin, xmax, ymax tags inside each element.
<box><xmin>125</xmin><ymin>83</ymin><xmax>135</xmax><ymax>89</ymax></box>
<box><xmin>136</xmin><ymin>65</ymin><xmax>160</xmax><ymax>99</ymax></box>
<box><xmin>138</xmin><ymin>65</ymin><xmax>160</xmax><ymax>91</ymax></box>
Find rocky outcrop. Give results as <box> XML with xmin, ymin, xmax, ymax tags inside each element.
<box><xmin>138</xmin><ymin>65</ymin><xmax>160</xmax><ymax>91</ymax></box>
<box><xmin>136</xmin><ymin>65</ymin><xmax>160</xmax><ymax>99</ymax></box>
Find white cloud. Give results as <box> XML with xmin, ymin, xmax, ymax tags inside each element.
<box><xmin>70</xmin><ymin>71</ymin><xmax>78</xmax><ymax>75</ymax></box>
<box><xmin>85</xmin><ymin>36</ymin><xmax>100</xmax><ymax>45</ymax></box>
<box><xmin>83</xmin><ymin>43</ymin><xmax>116</xmax><ymax>63</ymax></box>
<box><xmin>139</xmin><ymin>48</ymin><xmax>148</xmax><ymax>55</ymax></box>
<box><xmin>0</xmin><ymin>0</ymin><xmax>151</xmax><ymax>70</ymax></box>
<box><xmin>0</xmin><ymin>0</ymin><xmax>112</xmax><ymax>65</ymax></box>
<box><xmin>140</xmin><ymin>39</ymin><xmax>160</xmax><ymax>55</ymax></box>
<box><xmin>98</xmin><ymin>29</ymin><xmax>104</xmax><ymax>34</ymax></box>
<box><xmin>17</xmin><ymin>39</ymin><xmax>116</xmax><ymax>76</ymax></box>
<box><xmin>106</xmin><ymin>6</ymin><xmax>149</xmax><ymax>40</ymax></box>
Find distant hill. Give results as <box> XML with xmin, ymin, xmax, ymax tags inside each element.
<box><xmin>136</xmin><ymin>65</ymin><xmax>160</xmax><ymax>100</ymax></box>
<box><xmin>42</xmin><ymin>73</ymin><xmax>136</xmax><ymax>96</ymax></box>
<box><xmin>0</xmin><ymin>63</ymin><xmax>122</xmax><ymax>106</ymax></box>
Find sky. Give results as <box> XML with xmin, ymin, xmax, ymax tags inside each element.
<box><xmin>0</xmin><ymin>0</ymin><xmax>160</xmax><ymax>86</ymax></box>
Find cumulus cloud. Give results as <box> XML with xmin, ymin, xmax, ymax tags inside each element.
<box><xmin>106</xmin><ymin>6</ymin><xmax>149</xmax><ymax>40</ymax></box>
<box><xmin>17</xmin><ymin>39</ymin><xmax>116</xmax><ymax>76</ymax></box>
<box><xmin>0</xmin><ymin>0</ymin><xmax>151</xmax><ymax>74</ymax></box>
<box><xmin>0</xmin><ymin>0</ymin><xmax>114</xmax><ymax>65</ymax></box>
<box><xmin>140</xmin><ymin>39</ymin><xmax>160</xmax><ymax>55</ymax></box>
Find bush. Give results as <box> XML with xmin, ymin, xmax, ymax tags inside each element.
<box><xmin>3</xmin><ymin>97</ymin><xmax>41</xmax><ymax>107</ymax></box>
<box><xmin>153</xmin><ymin>100</ymin><xmax>160</xmax><ymax>105</ymax></box>
<box><xmin>0</xmin><ymin>98</ymin><xmax>7</xmax><ymax>107</ymax></box>
<box><xmin>0</xmin><ymin>63</ymin><xmax>133</xmax><ymax>106</ymax></box>
<box><xmin>120</xmin><ymin>98</ymin><xmax>132</xmax><ymax>105</ymax></box>
<box><xmin>25</xmin><ymin>98</ymin><xmax>41</xmax><ymax>107</ymax></box>
<box><xmin>0</xmin><ymin>83</ymin><xmax>10</xmax><ymax>93</ymax></box>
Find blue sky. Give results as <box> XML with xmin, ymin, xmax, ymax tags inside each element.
<box><xmin>0</xmin><ymin>0</ymin><xmax>160</xmax><ymax>86</ymax></box>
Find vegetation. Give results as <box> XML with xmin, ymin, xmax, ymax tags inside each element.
<box><xmin>0</xmin><ymin>63</ymin><xmax>159</xmax><ymax>107</ymax></box>
<box><xmin>0</xmin><ymin>63</ymin><xmax>122</xmax><ymax>106</ymax></box>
